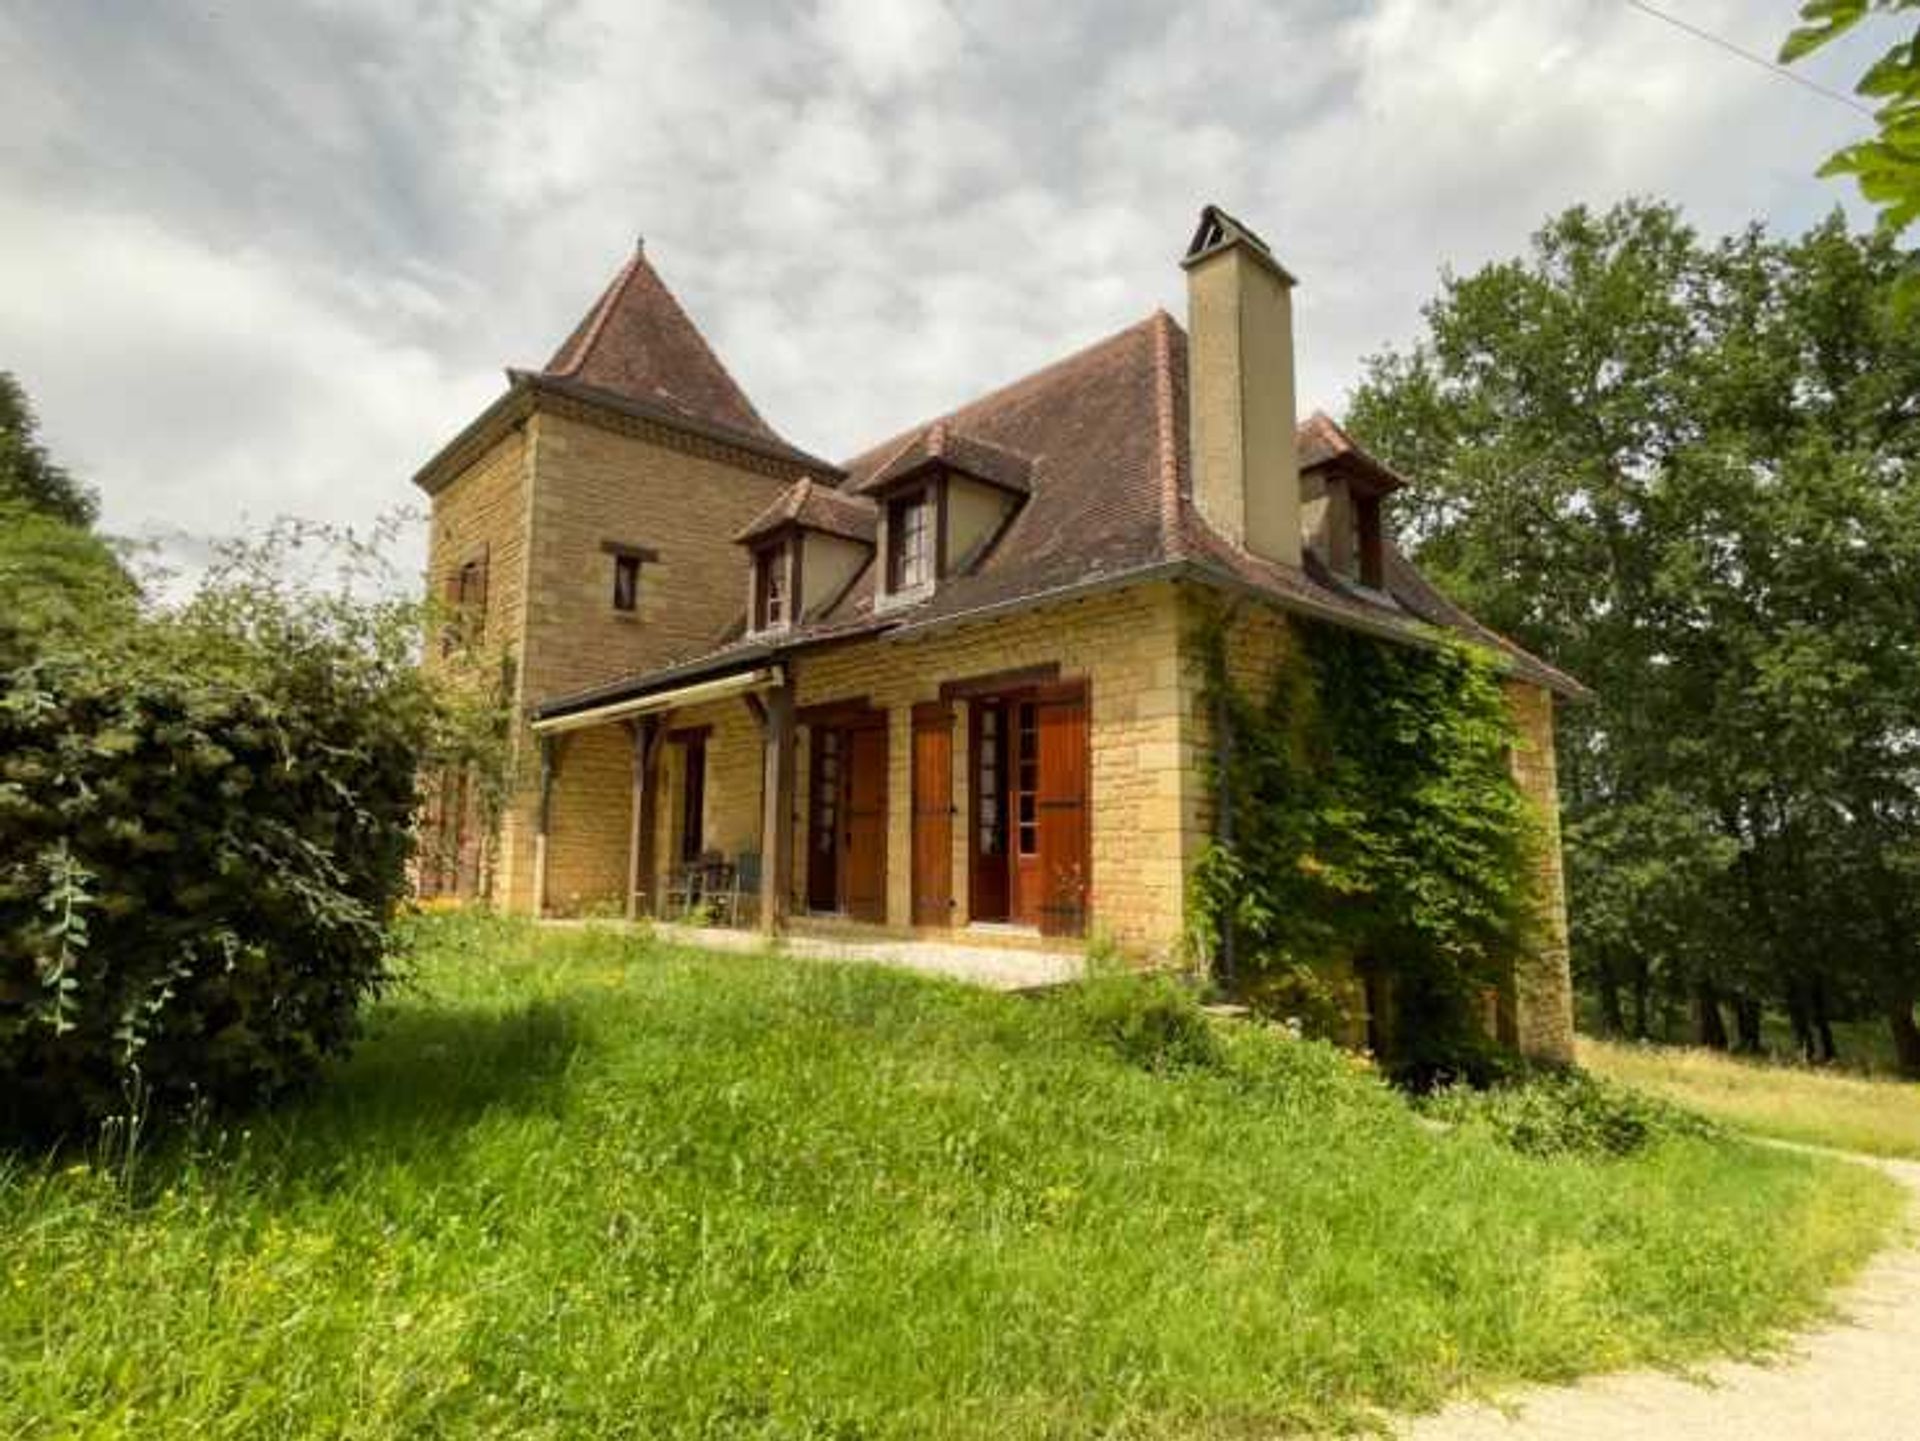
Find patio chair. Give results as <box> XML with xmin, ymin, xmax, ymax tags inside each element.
<box><xmin>720</xmin><ymin>851</ymin><xmax>761</xmax><ymax>928</ymax></box>
<box><xmin>664</xmin><ymin>850</ymin><xmax>726</xmax><ymax>920</ymax></box>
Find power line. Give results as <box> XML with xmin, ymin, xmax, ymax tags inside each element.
<box><xmin>1621</xmin><ymin>0</ymin><xmax>1876</xmax><ymax>118</ymax></box>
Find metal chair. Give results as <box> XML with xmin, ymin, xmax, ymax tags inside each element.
<box><xmin>721</xmin><ymin>851</ymin><xmax>761</xmax><ymax>928</ymax></box>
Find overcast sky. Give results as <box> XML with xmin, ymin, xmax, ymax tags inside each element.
<box><xmin>0</xmin><ymin>1</ymin><xmax>1887</xmax><ymax>576</ymax></box>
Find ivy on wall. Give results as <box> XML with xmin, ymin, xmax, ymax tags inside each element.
<box><xmin>1188</xmin><ymin>604</ymin><xmax>1540</xmax><ymax>1074</ymax></box>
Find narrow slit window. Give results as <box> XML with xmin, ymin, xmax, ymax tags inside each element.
<box><xmin>612</xmin><ymin>553</ymin><xmax>641</xmax><ymax>612</ymax></box>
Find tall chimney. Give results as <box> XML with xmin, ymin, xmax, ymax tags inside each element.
<box><xmin>1182</xmin><ymin>205</ymin><xmax>1301</xmax><ymax>567</ymax></box>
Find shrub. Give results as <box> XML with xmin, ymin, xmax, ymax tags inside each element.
<box><xmin>0</xmin><ymin>529</ymin><xmax>448</xmax><ymax>1138</ymax></box>
<box><xmin>1187</xmin><ymin>609</ymin><xmax>1542</xmax><ymax>1082</ymax></box>
<box><xmin>1420</xmin><ymin>1067</ymin><xmax>1719</xmax><ymax>1159</ymax></box>
<box><xmin>1064</xmin><ymin>972</ymin><xmax>1223</xmax><ymax>1072</ymax></box>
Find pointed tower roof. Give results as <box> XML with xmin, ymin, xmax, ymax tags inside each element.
<box><xmin>543</xmin><ymin>239</ymin><xmax>781</xmax><ymax>445</ymax></box>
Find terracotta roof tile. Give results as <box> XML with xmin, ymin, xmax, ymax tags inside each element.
<box><xmin>734</xmin><ymin>477</ymin><xmax>877</xmax><ymax>546</ymax></box>
<box><xmin>544</xmin><ymin>243</ymin><xmax>784</xmax><ymax>447</ymax></box>
<box><xmin>1298</xmin><ymin>409</ymin><xmax>1406</xmax><ymax>495</ymax></box>
<box><xmin>533</xmin><ymin>277</ymin><xmax>1582</xmax><ymax>717</ymax></box>
<box><xmin>853</xmin><ymin>421</ymin><xmax>1036</xmax><ymax>496</ymax></box>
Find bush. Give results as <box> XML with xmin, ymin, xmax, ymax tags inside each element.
<box><xmin>1420</xmin><ymin>1067</ymin><xmax>1719</xmax><ymax>1159</ymax></box>
<box><xmin>0</xmin><ymin>533</ymin><xmax>445</xmax><ymax>1138</ymax></box>
<box><xmin>1064</xmin><ymin>972</ymin><xmax>1223</xmax><ymax>1072</ymax></box>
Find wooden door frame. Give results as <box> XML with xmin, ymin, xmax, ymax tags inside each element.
<box><xmin>967</xmin><ymin>678</ymin><xmax>1090</xmax><ymax>933</ymax></box>
<box><xmin>805</xmin><ymin>725</ymin><xmax>842</xmax><ymax>914</ymax></box>
<box><xmin>809</xmin><ymin>707</ymin><xmax>889</xmax><ymax>920</ymax></box>
<box><xmin>967</xmin><ymin>698</ymin><xmax>1011</xmax><ymax>923</ymax></box>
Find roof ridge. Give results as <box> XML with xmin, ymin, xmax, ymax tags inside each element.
<box><xmin>629</xmin><ymin>251</ymin><xmax>776</xmax><ymax>437</ymax></box>
<box><xmin>842</xmin><ymin>311</ymin><xmax>1163</xmax><ymax>470</ymax></box>
<box><xmin>550</xmin><ymin>253</ymin><xmax>641</xmax><ymax>378</ymax></box>
<box><xmin>1149</xmin><ymin>308</ymin><xmax>1184</xmax><ymax>558</ymax></box>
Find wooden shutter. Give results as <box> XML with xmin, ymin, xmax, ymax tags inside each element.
<box><xmin>1034</xmin><ymin>687</ymin><xmax>1089</xmax><ymax>937</ymax></box>
<box><xmin>911</xmin><ymin>703</ymin><xmax>954</xmax><ymax>927</ymax></box>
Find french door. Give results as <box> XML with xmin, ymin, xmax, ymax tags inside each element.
<box><xmin>807</xmin><ymin>715</ymin><xmax>889</xmax><ymax>922</ymax></box>
<box><xmin>970</xmin><ymin>683</ymin><xmax>1088</xmax><ymax>936</ymax></box>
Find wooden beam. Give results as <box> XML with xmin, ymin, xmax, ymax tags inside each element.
<box><xmin>758</xmin><ymin>684</ymin><xmax>796</xmax><ymax>934</ymax></box>
<box><xmin>532</xmin><ymin>732</ymin><xmax>564</xmax><ymax>917</ymax></box>
<box><xmin>937</xmin><ymin>662</ymin><xmax>1061</xmax><ymax>703</ymax></box>
<box><xmin>625</xmin><ymin>715</ymin><xmax>664</xmax><ymax>921</ymax></box>
<box><xmin>795</xmin><ymin>696</ymin><xmax>873</xmax><ymax>727</ymax></box>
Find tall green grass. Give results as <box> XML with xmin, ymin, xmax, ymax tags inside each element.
<box><xmin>1582</xmin><ymin>1035</ymin><xmax>1920</xmax><ymax>1160</ymax></box>
<box><xmin>0</xmin><ymin>915</ymin><xmax>1898</xmax><ymax>1437</ymax></box>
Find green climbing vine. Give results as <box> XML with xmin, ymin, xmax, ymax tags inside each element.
<box><xmin>1189</xmin><ymin>603</ymin><xmax>1541</xmax><ymax>1077</ymax></box>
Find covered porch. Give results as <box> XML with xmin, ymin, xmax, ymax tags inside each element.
<box><xmin>522</xmin><ymin>581</ymin><xmax>1192</xmax><ymax>957</ymax></box>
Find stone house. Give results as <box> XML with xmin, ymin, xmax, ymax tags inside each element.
<box><xmin>414</xmin><ymin>205</ymin><xmax>1582</xmax><ymax>1061</ymax></box>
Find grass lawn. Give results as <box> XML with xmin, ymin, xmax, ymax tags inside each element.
<box><xmin>1</xmin><ymin>916</ymin><xmax>1900</xmax><ymax>1438</ymax></box>
<box><xmin>1582</xmin><ymin>1035</ymin><xmax>1920</xmax><ymax>1161</ymax></box>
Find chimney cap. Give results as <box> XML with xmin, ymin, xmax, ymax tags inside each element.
<box><xmin>1182</xmin><ymin>203</ymin><xmax>1296</xmax><ymax>284</ymax></box>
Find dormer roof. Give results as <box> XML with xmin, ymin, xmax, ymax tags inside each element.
<box><xmin>853</xmin><ymin>420</ymin><xmax>1037</xmax><ymax>497</ymax></box>
<box><xmin>733</xmin><ymin>477</ymin><xmax>878</xmax><ymax>547</ymax></box>
<box><xmin>1298</xmin><ymin>410</ymin><xmax>1406</xmax><ymax>497</ymax></box>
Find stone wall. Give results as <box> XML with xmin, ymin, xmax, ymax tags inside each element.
<box><xmin>789</xmin><ymin>580</ymin><xmax>1191</xmax><ymax>953</ymax></box>
<box><xmin>421</xmin><ymin>426</ymin><xmax>533</xmax><ymax>904</ymax></box>
<box><xmin>1504</xmin><ymin>680</ymin><xmax>1576</xmax><ymax>1063</ymax></box>
<box><xmin>492</xmin><ymin>403</ymin><xmax>800</xmax><ymax>910</ymax></box>
<box><xmin>1186</xmin><ymin>590</ymin><xmax>1576</xmax><ymax>1062</ymax></box>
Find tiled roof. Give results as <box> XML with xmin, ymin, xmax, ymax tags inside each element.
<box><xmin>534</xmin><ymin>296</ymin><xmax>1584</xmax><ymax>720</ymax></box>
<box><xmin>1298</xmin><ymin>409</ymin><xmax>1406</xmax><ymax>495</ymax></box>
<box><xmin>545</xmin><ymin>243</ymin><xmax>785</xmax><ymax>448</ymax></box>
<box><xmin>854</xmin><ymin>420</ymin><xmax>1036</xmax><ymax>496</ymax></box>
<box><xmin>734</xmin><ymin>477</ymin><xmax>877</xmax><ymax>546</ymax></box>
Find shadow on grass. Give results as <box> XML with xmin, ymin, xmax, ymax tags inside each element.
<box><xmin>286</xmin><ymin>994</ymin><xmax>589</xmax><ymax>1146</ymax></box>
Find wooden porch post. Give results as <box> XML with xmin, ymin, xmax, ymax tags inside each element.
<box><xmin>624</xmin><ymin>714</ymin><xmax>665</xmax><ymax>921</ymax></box>
<box><xmin>758</xmin><ymin>684</ymin><xmax>796</xmax><ymax>934</ymax></box>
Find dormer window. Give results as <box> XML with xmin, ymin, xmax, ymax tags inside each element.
<box><xmin>754</xmin><ymin>541</ymin><xmax>790</xmax><ymax>632</ymax></box>
<box><xmin>888</xmin><ymin>488</ymin><xmax>933</xmax><ymax>592</ymax></box>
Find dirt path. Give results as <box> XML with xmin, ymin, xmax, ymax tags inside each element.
<box><xmin>1400</xmin><ymin>1148</ymin><xmax>1920</xmax><ymax>1441</ymax></box>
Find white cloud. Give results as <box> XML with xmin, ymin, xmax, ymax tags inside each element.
<box><xmin>0</xmin><ymin>206</ymin><xmax>491</xmax><ymax>566</ymax></box>
<box><xmin>0</xmin><ymin>0</ymin><xmax>1889</xmax><ymax>576</ymax></box>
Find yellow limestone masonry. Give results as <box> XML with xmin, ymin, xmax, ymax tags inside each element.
<box><xmin>423</xmin><ymin>400</ymin><xmax>798</xmax><ymax>912</ymax></box>
<box><xmin>424</xmin><ymin>402</ymin><xmax>1575</xmax><ymax>1061</ymax></box>
<box><xmin>1184</xmin><ymin>592</ymin><xmax>1575</xmax><ymax>1063</ymax></box>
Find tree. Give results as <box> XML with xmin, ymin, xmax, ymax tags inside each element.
<box><xmin>0</xmin><ymin>372</ymin><xmax>97</xmax><ymax>527</ymax></box>
<box><xmin>0</xmin><ymin>375</ymin><xmax>132</xmax><ymax>662</ymax></box>
<box><xmin>1348</xmin><ymin>202</ymin><xmax>1920</xmax><ymax>1073</ymax></box>
<box><xmin>1784</xmin><ymin>1</ymin><xmax>1920</xmax><ymax>310</ymax></box>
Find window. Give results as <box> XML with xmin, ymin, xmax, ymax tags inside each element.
<box><xmin>612</xmin><ymin>553</ymin><xmax>641</xmax><ymax>612</ymax></box>
<box><xmin>1015</xmin><ymin>701</ymin><xmax>1039</xmax><ymax>856</ymax></box>
<box><xmin>976</xmin><ymin>705</ymin><xmax>1004</xmax><ymax>856</ymax></box>
<box><xmin>599</xmin><ymin>541</ymin><xmax>658</xmax><ymax>614</ymax></box>
<box><xmin>678</xmin><ymin>735</ymin><xmax>707</xmax><ymax>864</ymax></box>
<box><xmin>441</xmin><ymin>550</ymin><xmax>488</xmax><ymax>655</ymax></box>
<box><xmin>888</xmin><ymin>489</ymin><xmax>932</xmax><ymax>592</ymax></box>
<box><xmin>813</xmin><ymin>730</ymin><xmax>841</xmax><ymax>855</ymax></box>
<box><xmin>755</xmin><ymin>542</ymin><xmax>789</xmax><ymax>632</ymax></box>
